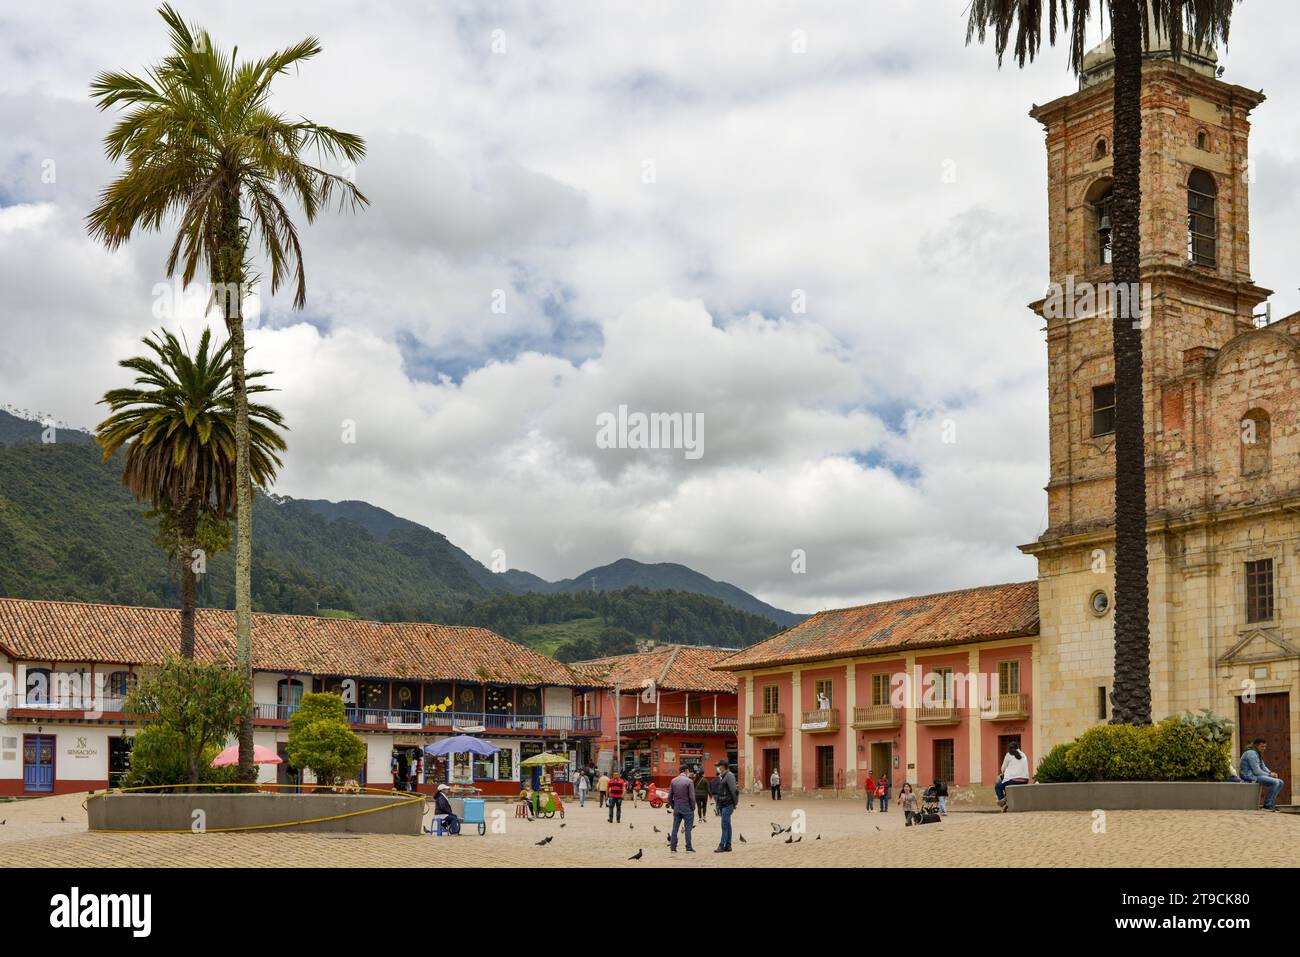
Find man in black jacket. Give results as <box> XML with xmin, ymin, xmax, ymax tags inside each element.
<box><xmin>433</xmin><ymin>783</ymin><xmax>459</xmax><ymax>835</ymax></box>
<box><xmin>712</xmin><ymin>759</ymin><xmax>739</xmax><ymax>853</ymax></box>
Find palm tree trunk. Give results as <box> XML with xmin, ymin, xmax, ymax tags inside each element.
<box><xmin>1108</xmin><ymin>0</ymin><xmax>1152</xmax><ymax>726</ymax></box>
<box><xmin>178</xmin><ymin>490</ymin><xmax>200</xmax><ymax>660</ymax></box>
<box><xmin>217</xmin><ymin>188</ymin><xmax>257</xmax><ymax>781</ymax></box>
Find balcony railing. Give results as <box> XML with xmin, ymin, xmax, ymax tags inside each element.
<box><xmin>799</xmin><ymin>707</ymin><xmax>840</xmax><ymax>732</ymax></box>
<box><xmin>618</xmin><ymin>715</ymin><xmax>739</xmax><ymax>734</ymax></box>
<box><xmin>984</xmin><ymin>692</ymin><xmax>1030</xmax><ymax>721</ymax></box>
<box><xmin>748</xmin><ymin>713</ymin><xmax>785</xmax><ymax>736</ymax></box>
<box><xmin>916</xmin><ymin>703</ymin><xmax>961</xmax><ymax>724</ymax></box>
<box><xmin>851</xmin><ymin>704</ymin><xmax>902</xmax><ymax>729</ymax></box>
<box><xmin>252</xmin><ymin>703</ymin><xmax>599</xmax><ymax>735</ymax></box>
<box><xmin>10</xmin><ymin>695</ymin><xmax>129</xmax><ymax>713</ymax></box>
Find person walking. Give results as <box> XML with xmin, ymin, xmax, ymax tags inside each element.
<box><xmin>597</xmin><ymin>769</ymin><xmax>610</xmax><ymax>808</ymax></box>
<box><xmin>1239</xmin><ymin>737</ymin><xmax>1285</xmax><ymax>811</ymax></box>
<box><xmin>932</xmin><ymin>777</ymin><xmax>949</xmax><ymax>816</ymax></box>
<box><xmin>667</xmin><ymin>766</ymin><xmax>696</xmax><ymax>853</ymax></box>
<box><xmin>899</xmin><ymin>782</ymin><xmax>919</xmax><ymax>826</ymax></box>
<box><xmin>694</xmin><ymin>766</ymin><xmax>710</xmax><ymax>821</ymax></box>
<box><xmin>863</xmin><ymin>771</ymin><xmax>876</xmax><ymax>812</ymax></box>
<box><xmin>877</xmin><ymin>774</ymin><xmax>890</xmax><ymax>813</ymax></box>
<box><xmin>606</xmin><ymin>769</ymin><xmax>626</xmax><ymax>823</ymax></box>
<box><xmin>576</xmin><ymin>769</ymin><xmax>591</xmax><ymax>807</ymax></box>
<box><xmin>995</xmin><ymin>741</ymin><xmax>1031</xmax><ymax>811</ymax></box>
<box><xmin>712</xmin><ymin>758</ymin><xmax>739</xmax><ymax>853</ymax></box>
<box><xmin>770</xmin><ymin>767</ymin><xmax>782</xmax><ymax>801</ymax></box>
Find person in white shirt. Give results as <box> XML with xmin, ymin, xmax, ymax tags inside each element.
<box><xmin>995</xmin><ymin>741</ymin><xmax>1031</xmax><ymax>811</ymax></box>
<box><xmin>576</xmin><ymin>770</ymin><xmax>591</xmax><ymax>806</ymax></box>
<box><xmin>770</xmin><ymin>767</ymin><xmax>782</xmax><ymax>801</ymax></box>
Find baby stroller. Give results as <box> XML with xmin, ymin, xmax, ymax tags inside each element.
<box><xmin>916</xmin><ymin>786</ymin><xmax>943</xmax><ymax>825</ymax></box>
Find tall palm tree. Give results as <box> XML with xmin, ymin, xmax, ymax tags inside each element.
<box><xmin>966</xmin><ymin>1</ymin><xmax>1239</xmax><ymax>724</ymax></box>
<box><xmin>95</xmin><ymin>328</ymin><xmax>287</xmax><ymax>659</ymax></box>
<box><xmin>86</xmin><ymin>4</ymin><xmax>366</xmax><ymax>779</ymax></box>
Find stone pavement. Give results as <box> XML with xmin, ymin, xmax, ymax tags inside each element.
<box><xmin>0</xmin><ymin>791</ymin><xmax>1296</xmax><ymax>867</ymax></box>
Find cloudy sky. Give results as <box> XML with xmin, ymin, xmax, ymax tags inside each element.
<box><xmin>3</xmin><ymin>1</ymin><xmax>1298</xmax><ymax>615</ymax></box>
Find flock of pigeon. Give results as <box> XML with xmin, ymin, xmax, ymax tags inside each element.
<box><xmin>514</xmin><ymin>803</ymin><xmax>824</xmax><ymax>861</ymax></box>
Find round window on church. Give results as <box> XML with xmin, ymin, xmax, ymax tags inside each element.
<box><xmin>1089</xmin><ymin>590</ymin><xmax>1110</xmax><ymax>617</ymax></box>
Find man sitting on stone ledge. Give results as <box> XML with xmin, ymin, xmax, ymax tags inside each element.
<box><xmin>1239</xmin><ymin>738</ymin><xmax>1284</xmax><ymax>812</ymax></box>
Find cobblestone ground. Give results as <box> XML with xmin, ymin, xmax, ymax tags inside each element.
<box><xmin>0</xmin><ymin>791</ymin><xmax>1296</xmax><ymax>867</ymax></box>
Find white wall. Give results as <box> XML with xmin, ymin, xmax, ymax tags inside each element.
<box><xmin>544</xmin><ymin>687</ymin><xmax>573</xmax><ymax>717</ymax></box>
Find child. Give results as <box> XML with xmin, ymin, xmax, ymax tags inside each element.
<box><xmin>900</xmin><ymin>782</ymin><xmax>919</xmax><ymax>826</ymax></box>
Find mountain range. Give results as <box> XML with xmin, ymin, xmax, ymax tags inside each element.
<box><xmin>0</xmin><ymin>409</ymin><xmax>803</xmax><ymax>651</ymax></box>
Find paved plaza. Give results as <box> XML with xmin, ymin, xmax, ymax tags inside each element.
<box><xmin>0</xmin><ymin>791</ymin><xmax>1296</xmax><ymax>868</ymax></box>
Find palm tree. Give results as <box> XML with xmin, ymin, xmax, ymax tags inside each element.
<box><xmin>86</xmin><ymin>4</ymin><xmax>366</xmax><ymax>779</ymax></box>
<box><xmin>966</xmin><ymin>1</ymin><xmax>1238</xmax><ymax>724</ymax></box>
<box><xmin>95</xmin><ymin>328</ymin><xmax>287</xmax><ymax>659</ymax></box>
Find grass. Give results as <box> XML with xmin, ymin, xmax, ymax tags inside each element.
<box><xmin>514</xmin><ymin>616</ymin><xmax>607</xmax><ymax>657</ymax></box>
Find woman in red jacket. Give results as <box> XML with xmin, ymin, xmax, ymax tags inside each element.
<box><xmin>864</xmin><ymin>771</ymin><xmax>876</xmax><ymax>812</ymax></box>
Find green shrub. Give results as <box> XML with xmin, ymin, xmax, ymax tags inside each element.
<box><xmin>1059</xmin><ymin>715</ymin><xmax>1234</xmax><ymax>783</ymax></box>
<box><xmin>1034</xmin><ymin>742</ymin><xmax>1076</xmax><ymax>783</ymax></box>
<box><xmin>1153</xmin><ymin>716</ymin><xmax>1232</xmax><ymax>781</ymax></box>
<box><xmin>1065</xmin><ymin>723</ymin><xmax>1158</xmax><ymax>781</ymax></box>
<box><xmin>121</xmin><ymin>724</ymin><xmax>242</xmax><ymax>790</ymax></box>
<box><xmin>287</xmin><ymin>693</ymin><xmax>367</xmax><ymax>788</ymax></box>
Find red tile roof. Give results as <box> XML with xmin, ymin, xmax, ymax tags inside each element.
<box><xmin>0</xmin><ymin>598</ymin><xmax>576</xmax><ymax>686</ymax></box>
<box><xmin>568</xmin><ymin>644</ymin><xmax>738</xmax><ymax>694</ymax></box>
<box><xmin>712</xmin><ymin>582</ymin><xmax>1039</xmax><ymax>671</ymax></box>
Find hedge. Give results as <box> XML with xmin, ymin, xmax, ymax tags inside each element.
<box><xmin>1032</xmin><ymin>712</ymin><xmax>1234</xmax><ymax>783</ymax></box>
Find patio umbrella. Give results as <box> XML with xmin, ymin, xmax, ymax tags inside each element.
<box><xmin>519</xmin><ymin>751</ymin><xmax>570</xmax><ymax>767</ymax></box>
<box><xmin>425</xmin><ymin>735</ymin><xmax>500</xmax><ymax>757</ymax></box>
<box><xmin>211</xmin><ymin>743</ymin><xmax>283</xmax><ymax>767</ymax></box>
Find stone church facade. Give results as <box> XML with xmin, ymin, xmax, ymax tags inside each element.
<box><xmin>1022</xmin><ymin>31</ymin><xmax>1298</xmax><ymax>800</ymax></box>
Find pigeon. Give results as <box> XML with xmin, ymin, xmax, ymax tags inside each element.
<box><xmin>794</xmin><ymin>836</ymin><xmax>802</xmax><ymax>843</ymax></box>
<box><xmin>784</xmin><ymin>834</ymin><xmax>793</xmax><ymax>844</ymax></box>
<box><xmin>60</xmin><ymin>816</ymin><xmax>66</xmax><ymax>822</ymax></box>
<box><xmin>560</xmin><ymin>823</ymin><xmax>566</xmax><ymax>828</ymax></box>
<box><xmin>874</xmin><ymin>826</ymin><xmax>881</xmax><ymax>832</ymax></box>
<box><xmin>739</xmin><ymin>834</ymin><xmax>747</xmax><ymax>844</ymax></box>
<box><xmin>0</xmin><ymin>820</ymin><xmax>5</xmax><ymax>825</ymax></box>
<box><xmin>628</xmin><ymin>824</ymin><xmax>634</xmax><ymax>830</ymax></box>
<box><xmin>535</xmin><ymin>836</ymin><xmax>553</xmax><ymax>846</ymax></box>
<box><xmin>628</xmin><ymin>849</ymin><xmax>643</xmax><ymax>861</ymax></box>
<box><xmin>653</xmin><ymin>825</ymin><xmax>661</xmax><ymax>833</ymax></box>
<box><xmin>816</xmin><ymin>835</ymin><xmax>821</xmax><ymax>840</ymax></box>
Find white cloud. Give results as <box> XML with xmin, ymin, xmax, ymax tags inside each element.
<box><xmin>2</xmin><ymin>0</ymin><xmax>1296</xmax><ymax>614</ymax></box>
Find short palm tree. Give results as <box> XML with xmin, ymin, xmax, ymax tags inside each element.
<box><xmin>96</xmin><ymin>328</ymin><xmax>287</xmax><ymax>659</ymax></box>
<box><xmin>87</xmin><ymin>4</ymin><xmax>366</xmax><ymax>779</ymax></box>
<box><xmin>966</xmin><ymin>1</ymin><xmax>1239</xmax><ymax>724</ymax></box>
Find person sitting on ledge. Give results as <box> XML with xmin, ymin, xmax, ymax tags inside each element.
<box><xmin>995</xmin><ymin>742</ymin><xmax>1030</xmax><ymax>811</ymax></box>
<box><xmin>1239</xmin><ymin>738</ymin><xmax>1284</xmax><ymax>812</ymax></box>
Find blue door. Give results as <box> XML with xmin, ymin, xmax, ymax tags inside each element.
<box><xmin>23</xmin><ymin>735</ymin><xmax>55</xmax><ymax>792</ymax></box>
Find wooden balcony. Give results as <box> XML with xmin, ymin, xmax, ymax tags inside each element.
<box><xmin>799</xmin><ymin>707</ymin><xmax>840</xmax><ymax>732</ymax></box>
<box><xmin>851</xmin><ymin>704</ymin><xmax>902</xmax><ymax>730</ymax></box>
<box><xmin>618</xmin><ymin>715</ymin><xmax>739</xmax><ymax>734</ymax></box>
<box><xmin>916</xmin><ymin>704</ymin><xmax>961</xmax><ymax>724</ymax></box>
<box><xmin>748</xmin><ymin>713</ymin><xmax>785</xmax><ymax>736</ymax></box>
<box><xmin>984</xmin><ymin>692</ymin><xmax>1030</xmax><ymax>721</ymax></box>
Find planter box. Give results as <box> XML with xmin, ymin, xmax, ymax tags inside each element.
<box><xmin>87</xmin><ymin>792</ymin><xmax>424</xmax><ymax>835</ymax></box>
<box><xmin>1006</xmin><ymin>781</ymin><xmax>1262</xmax><ymax>812</ymax></box>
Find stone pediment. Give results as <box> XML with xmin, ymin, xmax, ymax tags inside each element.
<box><xmin>1218</xmin><ymin>628</ymin><xmax>1300</xmax><ymax>665</ymax></box>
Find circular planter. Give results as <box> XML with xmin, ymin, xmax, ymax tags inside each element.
<box><xmin>87</xmin><ymin>791</ymin><xmax>424</xmax><ymax>834</ymax></box>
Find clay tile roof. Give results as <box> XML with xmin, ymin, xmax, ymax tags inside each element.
<box><xmin>0</xmin><ymin>598</ymin><xmax>574</xmax><ymax>686</ymax></box>
<box><xmin>568</xmin><ymin>644</ymin><xmax>738</xmax><ymax>694</ymax></box>
<box><xmin>712</xmin><ymin>581</ymin><xmax>1039</xmax><ymax>671</ymax></box>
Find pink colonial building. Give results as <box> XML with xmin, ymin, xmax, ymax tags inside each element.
<box><xmin>571</xmin><ymin>645</ymin><xmax>738</xmax><ymax>787</ymax></box>
<box><xmin>712</xmin><ymin>582</ymin><xmax>1040</xmax><ymax>798</ymax></box>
